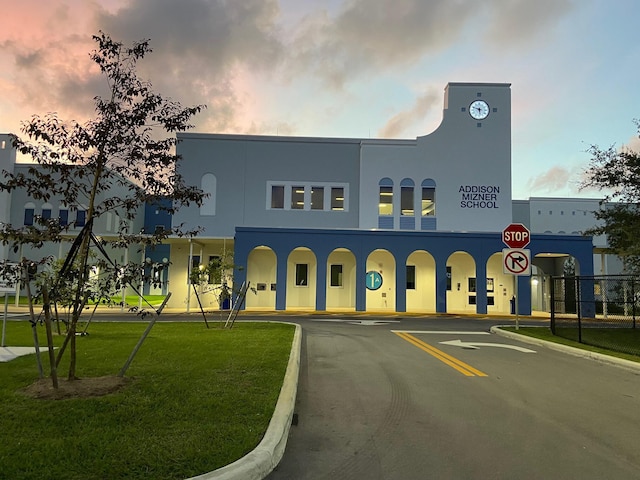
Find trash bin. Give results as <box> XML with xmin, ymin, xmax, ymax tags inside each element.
<box><xmin>510</xmin><ymin>296</ymin><xmax>516</xmax><ymax>314</ymax></box>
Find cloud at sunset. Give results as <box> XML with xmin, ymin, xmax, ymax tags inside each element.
<box><xmin>378</xmin><ymin>90</ymin><xmax>439</xmax><ymax>138</ymax></box>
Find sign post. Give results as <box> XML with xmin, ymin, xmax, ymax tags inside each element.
<box><xmin>502</xmin><ymin>224</ymin><xmax>531</xmax><ymax>330</ymax></box>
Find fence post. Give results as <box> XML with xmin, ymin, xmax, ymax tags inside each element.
<box><xmin>550</xmin><ymin>277</ymin><xmax>556</xmax><ymax>335</ymax></box>
<box><xmin>632</xmin><ymin>277</ymin><xmax>636</xmax><ymax>329</ymax></box>
<box><xmin>576</xmin><ymin>276</ymin><xmax>582</xmax><ymax>344</ymax></box>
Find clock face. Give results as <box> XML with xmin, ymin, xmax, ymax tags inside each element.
<box><xmin>469</xmin><ymin>100</ymin><xmax>490</xmax><ymax>120</ymax></box>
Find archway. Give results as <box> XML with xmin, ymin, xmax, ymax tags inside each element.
<box><xmin>326</xmin><ymin>248</ymin><xmax>356</xmax><ymax>310</ymax></box>
<box><xmin>486</xmin><ymin>252</ymin><xmax>513</xmax><ymax>314</ymax></box>
<box><xmin>406</xmin><ymin>250</ymin><xmax>436</xmax><ymax>312</ymax></box>
<box><xmin>286</xmin><ymin>247</ymin><xmax>317</xmax><ymax>309</ymax></box>
<box><xmin>246</xmin><ymin>246</ymin><xmax>277</xmax><ymax>309</ymax></box>
<box><xmin>446</xmin><ymin>251</ymin><xmax>476</xmax><ymax>313</ymax></box>
<box><xmin>366</xmin><ymin>249</ymin><xmax>395</xmax><ymax>311</ymax></box>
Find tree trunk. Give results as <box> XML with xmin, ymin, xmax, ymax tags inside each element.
<box><xmin>42</xmin><ymin>282</ymin><xmax>59</xmax><ymax>389</ymax></box>
<box><xmin>23</xmin><ymin>262</ymin><xmax>43</xmax><ymax>378</ymax></box>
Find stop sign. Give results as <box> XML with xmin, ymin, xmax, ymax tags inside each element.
<box><xmin>502</xmin><ymin>223</ymin><xmax>530</xmax><ymax>249</ymax></box>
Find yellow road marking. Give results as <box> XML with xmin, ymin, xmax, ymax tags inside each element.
<box><xmin>394</xmin><ymin>331</ymin><xmax>488</xmax><ymax>377</ymax></box>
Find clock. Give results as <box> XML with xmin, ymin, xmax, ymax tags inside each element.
<box><xmin>469</xmin><ymin>100</ymin><xmax>490</xmax><ymax>120</ymax></box>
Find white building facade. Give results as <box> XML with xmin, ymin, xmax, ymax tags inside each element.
<box><xmin>3</xmin><ymin>83</ymin><xmax>620</xmax><ymax>315</ymax></box>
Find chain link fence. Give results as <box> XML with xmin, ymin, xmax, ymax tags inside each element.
<box><xmin>551</xmin><ymin>275</ymin><xmax>640</xmax><ymax>357</ymax></box>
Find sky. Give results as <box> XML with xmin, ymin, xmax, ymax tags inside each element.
<box><xmin>0</xmin><ymin>0</ymin><xmax>638</xmax><ymax>200</ymax></box>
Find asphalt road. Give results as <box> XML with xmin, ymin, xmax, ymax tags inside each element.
<box><xmin>263</xmin><ymin>315</ymin><xmax>640</xmax><ymax>480</ymax></box>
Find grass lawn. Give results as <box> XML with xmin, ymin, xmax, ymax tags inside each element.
<box><xmin>502</xmin><ymin>326</ymin><xmax>640</xmax><ymax>363</ymax></box>
<box><xmin>0</xmin><ymin>320</ymin><xmax>295</xmax><ymax>480</ymax></box>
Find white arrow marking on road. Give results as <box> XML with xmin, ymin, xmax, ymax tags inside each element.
<box><xmin>347</xmin><ymin>320</ymin><xmax>399</xmax><ymax>326</ymax></box>
<box><xmin>312</xmin><ymin>319</ymin><xmax>400</xmax><ymax>325</ymax></box>
<box><xmin>391</xmin><ymin>330</ymin><xmax>490</xmax><ymax>335</ymax></box>
<box><xmin>439</xmin><ymin>339</ymin><xmax>536</xmax><ymax>353</ymax></box>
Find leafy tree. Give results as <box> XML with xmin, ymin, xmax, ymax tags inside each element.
<box><xmin>581</xmin><ymin>120</ymin><xmax>640</xmax><ymax>272</ymax></box>
<box><xmin>0</xmin><ymin>32</ymin><xmax>205</xmax><ymax>382</ymax></box>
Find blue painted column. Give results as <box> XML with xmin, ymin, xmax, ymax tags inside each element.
<box><xmin>436</xmin><ymin>260</ymin><xmax>448</xmax><ymax>313</ymax></box>
<box><xmin>356</xmin><ymin>255</ymin><xmax>367</xmax><ymax>312</ymax></box>
<box><xmin>475</xmin><ymin>260</ymin><xmax>488</xmax><ymax>315</ymax></box>
<box><xmin>315</xmin><ymin>251</ymin><xmax>328</xmax><ymax>311</ymax></box>
<box><xmin>395</xmin><ymin>259</ymin><xmax>407</xmax><ymax>312</ymax></box>
<box><xmin>516</xmin><ymin>275</ymin><xmax>531</xmax><ymax>315</ymax></box>
<box><xmin>275</xmin><ymin>250</ymin><xmax>288</xmax><ymax>311</ymax></box>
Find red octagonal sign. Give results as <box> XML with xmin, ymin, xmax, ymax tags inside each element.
<box><xmin>502</xmin><ymin>223</ymin><xmax>531</xmax><ymax>249</ymax></box>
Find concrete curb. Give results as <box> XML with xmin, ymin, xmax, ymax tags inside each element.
<box><xmin>491</xmin><ymin>326</ymin><xmax>640</xmax><ymax>374</ymax></box>
<box><xmin>187</xmin><ymin>322</ymin><xmax>301</xmax><ymax>480</ymax></box>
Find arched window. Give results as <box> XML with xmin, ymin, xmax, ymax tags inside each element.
<box><xmin>59</xmin><ymin>205</ymin><xmax>69</xmax><ymax>227</ymax></box>
<box><xmin>421</xmin><ymin>179</ymin><xmax>436</xmax><ymax>231</ymax></box>
<box><xmin>378</xmin><ymin>178</ymin><xmax>393</xmax><ymax>216</ymax></box>
<box><xmin>201</xmin><ymin>173</ymin><xmax>216</xmax><ymax>216</ymax></box>
<box><xmin>24</xmin><ymin>202</ymin><xmax>35</xmax><ymax>226</ymax></box>
<box><xmin>421</xmin><ymin>179</ymin><xmax>436</xmax><ymax>216</ymax></box>
<box><xmin>400</xmin><ymin>178</ymin><xmax>415</xmax><ymax>216</ymax></box>
<box><xmin>76</xmin><ymin>208</ymin><xmax>86</xmax><ymax>227</ymax></box>
<box><xmin>41</xmin><ymin>203</ymin><xmax>52</xmax><ymax>220</ymax></box>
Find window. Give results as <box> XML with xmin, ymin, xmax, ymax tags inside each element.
<box><xmin>331</xmin><ymin>187</ymin><xmax>344</xmax><ymax>211</ymax></box>
<box><xmin>406</xmin><ymin>265</ymin><xmax>416</xmax><ymax>290</ymax></box>
<box><xmin>268</xmin><ymin>182</ymin><xmax>348</xmax><ymax>211</ymax></box>
<box><xmin>468</xmin><ymin>277</ymin><xmax>477</xmax><ymax>293</ymax></box>
<box><xmin>76</xmin><ymin>210</ymin><xmax>86</xmax><ymax>227</ymax></box>
<box><xmin>291</xmin><ymin>186</ymin><xmax>305</xmax><ymax>210</ymax></box>
<box><xmin>401</xmin><ymin>178</ymin><xmax>414</xmax><ymax>216</ymax></box>
<box><xmin>24</xmin><ymin>203</ymin><xmax>35</xmax><ymax>226</ymax></box>
<box><xmin>295</xmin><ymin>264</ymin><xmax>308</xmax><ymax>286</ymax></box>
<box><xmin>311</xmin><ymin>187</ymin><xmax>324</xmax><ymax>210</ymax></box>
<box><xmin>421</xmin><ymin>179</ymin><xmax>436</xmax><ymax>216</ymax></box>
<box><xmin>41</xmin><ymin>204</ymin><xmax>52</xmax><ymax>220</ymax></box>
<box><xmin>379</xmin><ymin>184</ymin><xmax>393</xmax><ymax>216</ymax></box>
<box><xmin>330</xmin><ymin>264</ymin><xmax>343</xmax><ymax>287</ymax></box>
<box><xmin>59</xmin><ymin>209</ymin><xmax>68</xmax><ymax>226</ymax></box>
<box><xmin>271</xmin><ymin>186</ymin><xmax>285</xmax><ymax>209</ymax></box>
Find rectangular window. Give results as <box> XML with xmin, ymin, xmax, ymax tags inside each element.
<box><xmin>401</xmin><ymin>186</ymin><xmax>414</xmax><ymax>216</ymax></box>
<box><xmin>291</xmin><ymin>186</ymin><xmax>305</xmax><ymax>210</ymax></box>
<box><xmin>271</xmin><ymin>185</ymin><xmax>284</xmax><ymax>209</ymax></box>
<box><xmin>24</xmin><ymin>208</ymin><xmax>34</xmax><ymax>226</ymax></box>
<box><xmin>76</xmin><ymin>210</ymin><xmax>86</xmax><ymax>227</ymax></box>
<box><xmin>379</xmin><ymin>186</ymin><xmax>393</xmax><ymax>215</ymax></box>
<box><xmin>330</xmin><ymin>264</ymin><xmax>343</xmax><ymax>287</ymax></box>
<box><xmin>331</xmin><ymin>187</ymin><xmax>344</xmax><ymax>211</ymax></box>
<box><xmin>311</xmin><ymin>186</ymin><xmax>324</xmax><ymax>210</ymax></box>
<box><xmin>59</xmin><ymin>209</ymin><xmax>68</xmax><ymax>226</ymax></box>
<box><xmin>41</xmin><ymin>208</ymin><xmax>51</xmax><ymax>220</ymax></box>
<box><xmin>406</xmin><ymin>265</ymin><xmax>416</xmax><ymax>290</ymax></box>
<box><xmin>468</xmin><ymin>277</ymin><xmax>476</xmax><ymax>293</ymax></box>
<box><xmin>422</xmin><ymin>187</ymin><xmax>435</xmax><ymax>216</ymax></box>
<box><xmin>295</xmin><ymin>264</ymin><xmax>308</xmax><ymax>286</ymax></box>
